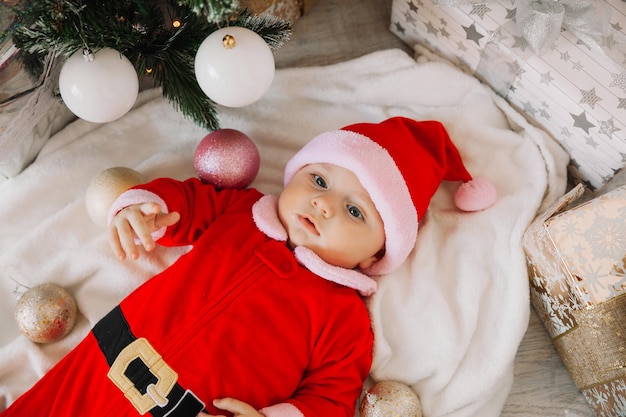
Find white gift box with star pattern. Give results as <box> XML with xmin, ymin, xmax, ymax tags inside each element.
<box><xmin>390</xmin><ymin>0</ymin><xmax>626</xmax><ymax>190</ymax></box>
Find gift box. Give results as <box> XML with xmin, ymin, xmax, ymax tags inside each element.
<box><xmin>523</xmin><ymin>183</ymin><xmax>626</xmax><ymax>416</ymax></box>
<box><xmin>390</xmin><ymin>0</ymin><xmax>626</xmax><ymax>191</ymax></box>
<box><xmin>0</xmin><ymin>2</ymin><xmax>70</xmax><ymax>183</ymax></box>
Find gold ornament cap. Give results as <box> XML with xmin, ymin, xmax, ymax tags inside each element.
<box><xmin>222</xmin><ymin>34</ymin><xmax>236</xmax><ymax>49</ymax></box>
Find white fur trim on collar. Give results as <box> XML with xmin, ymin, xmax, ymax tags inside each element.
<box><xmin>252</xmin><ymin>195</ymin><xmax>378</xmax><ymax>296</ymax></box>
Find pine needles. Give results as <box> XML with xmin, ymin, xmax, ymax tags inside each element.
<box><xmin>8</xmin><ymin>0</ymin><xmax>292</xmax><ymax>130</ymax></box>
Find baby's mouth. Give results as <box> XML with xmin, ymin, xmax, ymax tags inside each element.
<box><xmin>298</xmin><ymin>215</ymin><xmax>319</xmax><ymax>236</ymax></box>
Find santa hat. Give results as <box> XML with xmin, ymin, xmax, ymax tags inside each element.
<box><xmin>284</xmin><ymin>116</ymin><xmax>496</xmax><ymax>276</ymax></box>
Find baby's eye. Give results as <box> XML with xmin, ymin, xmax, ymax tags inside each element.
<box><xmin>313</xmin><ymin>174</ymin><xmax>327</xmax><ymax>188</ymax></box>
<box><xmin>347</xmin><ymin>205</ymin><xmax>363</xmax><ymax>219</ymax></box>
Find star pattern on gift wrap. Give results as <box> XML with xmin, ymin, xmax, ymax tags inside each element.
<box><xmin>539</xmin><ymin>108</ymin><xmax>551</xmax><ymax>120</ymax></box>
<box><xmin>425</xmin><ymin>21</ymin><xmax>438</xmax><ymax>35</ymax></box>
<box><xmin>403</xmin><ymin>11</ymin><xmax>416</xmax><ymax>25</ymax></box>
<box><xmin>511</xmin><ymin>35</ymin><xmax>528</xmax><ymax>51</ymax></box>
<box><xmin>560</xmin><ymin>50</ymin><xmax>571</xmax><ymax>62</ymax></box>
<box><xmin>408</xmin><ymin>0</ymin><xmax>419</xmax><ymax>13</ymax></box>
<box><xmin>440</xmin><ymin>26</ymin><xmax>451</xmax><ymax>39</ymax></box>
<box><xmin>618</xmin><ymin>97</ymin><xmax>626</xmax><ymax>110</ymax></box>
<box><xmin>508</xmin><ymin>60</ymin><xmax>523</xmax><ymax>77</ymax></box>
<box><xmin>589</xmin><ymin>217</ymin><xmax>626</xmax><ymax>260</ymax></box>
<box><xmin>540</xmin><ymin>71</ymin><xmax>555</xmax><ymax>85</ymax></box>
<box><xmin>522</xmin><ymin>101</ymin><xmax>538</xmax><ymax>117</ymax></box>
<box><xmin>603</xmin><ymin>32</ymin><xmax>620</xmax><ymax>51</ymax></box>
<box><xmin>505</xmin><ymin>7</ymin><xmax>516</xmax><ymax>20</ymax></box>
<box><xmin>585</xmin><ymin>135</ymin><xmax>599</xmax><ymax>149</ymax></box>
<box><xmin>574</xmin><ymin>38</ymin><xmax>589</xmax><ymax>50</ymax></box>
<box><xmin>610</xmin><ymin>71</ymin><xmax>626</xmax><ymax>93</ymax></box>
<box><xmin>600</xmin><ymin>117</ymin><xmax>620</xmax><ymax>138</ymax></box>
<box><xmin>469</xmin><ymin>4</ymin><xmax>491</xmax><ymax>20</ymax></box>
<box><xmin>457</xmin><ymin>40</ymin><xmax>467</xmax><ymax>53</ymax></box>
<box><xmin>560</xmin><ymin>126</ymin><xmax>573</xmax><ymax>140</ymax></box>
<box><xmin>571</xmin><ymin>111</ymin><xmax>595</xmax><ymax>134</ymax></box>
<box><xmin>463</xmin><ymin>23</ymin><xmax>484</xmax><ymax>45</ymax></box>
<box><xmin>571</xmin><ymin>60</ymin><xmax>583</xmax><ymax>71</ymax></box>
<box><xmin>579</xmin><ymin>87</ymin><xmax>602</xmax><ymax>109</ymax></box>
<box><xmin>394</xmin><ymin>21</ymin><xmax>406</xmax><ymax>35</ymax></box>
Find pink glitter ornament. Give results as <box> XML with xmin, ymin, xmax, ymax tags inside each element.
<box><xmin>194</xmin><ymin>129</ymin><xmax>260</xmax><ymax>189</ymax></box>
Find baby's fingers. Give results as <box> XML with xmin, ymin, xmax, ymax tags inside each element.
<box><xmin>128</xmin><ymin>206</ymin><xmax>159</xmax><ymax>253</ymax></box>
<box><xmin>155</xmin><ymin>211</ymin><xmax>180</xmax><ymax>229</ymax></box>
<box><xmin>108</xmin><ymin>218</ymin><xmax>140</xmax><ymax>260</ymax></box>
<box><xmin>138</xmin><ymin>202</ymin><xmax>162</xmax><ymax>217</ymax></box>
<box><xmin>108</xmin><ymin>224</ymin><xmax>127</xmax><ymax>260</ymax></box>
<box><xmin>212</xmin><ymin>398</ymin><xmax>259</xmax><ymax>416</ymax></box>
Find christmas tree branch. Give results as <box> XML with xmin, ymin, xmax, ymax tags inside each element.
<box><xmin>9</xmin><ymin>0</ymin><xmax>292</xmax><ymax>130</ymax></box>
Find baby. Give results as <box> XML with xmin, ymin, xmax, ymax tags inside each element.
<box><xmin>1</xmin><ymin>117</ymin><xmax>495</xmax><ymax>417</ymax></box>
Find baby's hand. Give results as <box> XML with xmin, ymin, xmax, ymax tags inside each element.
<box><xmin>108</xmin><ymin>202</ymin><xmax>180</xmax><ymax>260</ymax></box>
<box><xmin>198</xmin><ymin>398</ymin><xmax>264</xmax><ymax>417</ymax></box>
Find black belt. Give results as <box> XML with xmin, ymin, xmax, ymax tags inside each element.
<box><xmin>93</xmin><ymin>306</ymin><xmax>206</xmax><ymax>417</ymax></box>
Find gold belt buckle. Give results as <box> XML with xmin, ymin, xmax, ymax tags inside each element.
<box><xmin>108</xmin><ymin>337</ymin><xmax>178</xmax><ymax>415</ymax></box>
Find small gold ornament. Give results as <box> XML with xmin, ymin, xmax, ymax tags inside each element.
<box><xmin>222</xmin><ymin>34</ymin><xmax>236</xmax><ymax>49</ymax></box>
<box><xmin>360</xmin><ymin>381</ymin><xmax>422</xmax><ymax>417</ymax></box>
<box><xmin>15</xmin><ymin>283</ymin><xmax>78</xmax><ymax>344</ymax></box>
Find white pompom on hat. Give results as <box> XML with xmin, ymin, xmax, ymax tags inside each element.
<box><xmin>284</xmin><ymin>116</ymin><xmax>497</xmax><ymax>276</ymax></box>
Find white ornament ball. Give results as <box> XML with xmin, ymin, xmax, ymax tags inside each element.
<box><xmin>85</xmin><ymin>167</ymin><xmax>145</xmax><ymax>228</ymax></box>
<box><xmin>194</xmin><ymin>129</ymin><xmax>260</xmax><ymax>189</ymax></box>
<box><xmin>194</xmin><ymin>26</ymin><xmax>275</xmax><ymax>107</ymax></box>
<box><xmin>59</xmin><ymin>47</ymin><xmax>139</xmax><ymax>123</ymax></box>
<box><xmin>15</xmin><ymin>283</ymin><xmax>78</xmax><ymax>344</ymax></box>
<box><xmin>360</xmin><ymin>381</ymin><xmax>423</xmax><ymax>417</ymax></box>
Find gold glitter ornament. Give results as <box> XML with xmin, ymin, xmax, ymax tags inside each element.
<box><xmin>15</xmin><ymin>283</ymin><xmax>78</xmax><ymax>344</ymax></box>
<box><xmin>85</xmin><ymin>167</ymin><xmax>145</xmax><ymax>229</ymax></box>
<box><xmin>360</xmin><ymin>381</ymin><xmax>423</xmax><ymax>417</ymax></box>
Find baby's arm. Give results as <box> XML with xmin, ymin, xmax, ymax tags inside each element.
<box><xmin>108</xmin><ymin>202</ymin><xmax>180</xmax><ymax>260</ymax></box>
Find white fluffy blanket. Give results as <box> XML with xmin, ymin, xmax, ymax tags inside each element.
<box><xmin>0</xmin><ymin>49</ymin><xmax>569</xmax><ymax>416</ymax></box>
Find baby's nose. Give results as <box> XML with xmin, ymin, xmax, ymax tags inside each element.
<box><xmin>311</xmin><ymin>196</ymin><xmax>334</xmax><ymax>217</ymax></box>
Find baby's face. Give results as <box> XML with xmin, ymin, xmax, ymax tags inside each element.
<box><xmin>278</xmin><ymin>163</ymin><xmax>385</xmax><ymax>270</ymax></box>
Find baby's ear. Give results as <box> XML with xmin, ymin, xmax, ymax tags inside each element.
<box><xmin>358</xmin><ymin>249</ymin><xmax>385</xmax><ymax>270</ymax></box>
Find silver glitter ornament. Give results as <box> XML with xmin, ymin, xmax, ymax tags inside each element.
<box><xmin>15</xmin><ymin>283</ymin><xmax>78</xmax><ymax>344</ymax></box>
<box><xmin>360</xmin><ymin>381</ymin><xmax>422</xmax><ymax>417</ymax></box>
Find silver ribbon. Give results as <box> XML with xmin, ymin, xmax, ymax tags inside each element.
<box><xmin>434</xmin><ymin>0</ymin><xmax>624</xmax><ymax>60</ymax></box>
<box><xmin>516</xmin><ymin>0</ymin><xmax>611</xmax><ymax>55</ymax></box>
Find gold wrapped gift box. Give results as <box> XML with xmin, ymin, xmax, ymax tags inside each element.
<box><xmin>524</xmin><ymin>183</ymin><xmax>626</xmax><ymax>416</ymax></box>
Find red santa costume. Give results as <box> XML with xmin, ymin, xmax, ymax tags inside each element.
<box><xmin>1</xmin><ymin>117</ymin><xmax>495</xmax><ymax>417</ymax></box>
